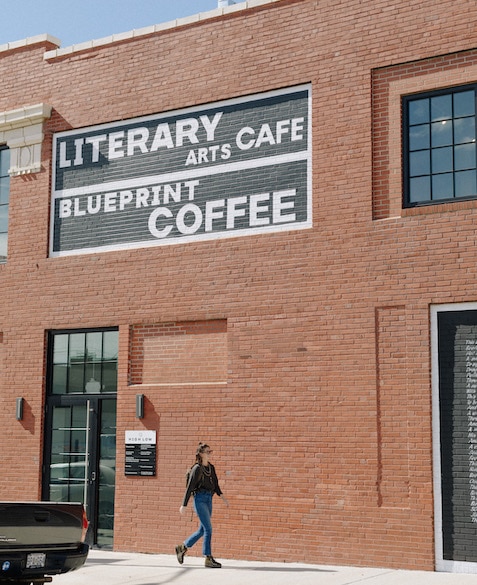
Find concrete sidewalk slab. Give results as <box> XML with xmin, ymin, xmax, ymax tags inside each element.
<box><xmin>55</xmin><ymin>550</ymin><xmax>477</xmax><ymax>585</ymax></box>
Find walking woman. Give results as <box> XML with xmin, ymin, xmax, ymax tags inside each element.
<box><xmin>176</xmin><ymin>443</ymin><xmax>229</xmax><ymax>568</ymax></box>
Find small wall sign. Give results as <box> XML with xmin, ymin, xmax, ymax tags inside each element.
<box><xmin>125</xmin><ymin>430</ymin><xmax>156</xmax><ymax>476</ymax></box>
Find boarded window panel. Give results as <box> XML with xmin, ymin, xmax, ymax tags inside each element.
<box><xmin>129</xmin><ymin>320</ymin><xmax>227</xmax><ymax>385</ymax></box>
<box><xmin>142</xmin><ymin>332</ymin><xmax>227</xmax><ymax>384</ymax></box>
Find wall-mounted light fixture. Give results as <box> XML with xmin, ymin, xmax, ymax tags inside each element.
<box><xmin>16</xmin><ymin>397</ymin><xmax>24</xmax><ymax>421</ymax></box>
<box><xmin>136</xmin><ymin>394</ymin><xmax>145</xmax><ymax>419</ymax></box>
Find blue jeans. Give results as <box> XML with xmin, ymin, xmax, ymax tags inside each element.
<box><xmin>184</xmin><ymin>490</ymin><xmax>213</xmax><ymax>556</ymax></box>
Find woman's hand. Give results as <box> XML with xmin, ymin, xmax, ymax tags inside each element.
<box><xmin>220</xmin><ymin>495</ymin><xmax>229</xmax><ymax>507</ymax></box>
<box><xmin>179</xmin><ymin>505</ymin><xmax>186</xmax><ymax>515</ymax></box>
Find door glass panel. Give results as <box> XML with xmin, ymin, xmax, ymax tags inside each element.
<box><xmin>102</xmin><ymin>361</ymin><xmax>118</xmax><ymax>393</ymax></box>
<box><xmin>97</xmin><ymin>400</ymin><xmax>116</xmax><ymax>548</ymax></box>
<box><xmin>49</xmin><ymin>404</ymin><xmax>88</xmax><ymax>505</ymax></box>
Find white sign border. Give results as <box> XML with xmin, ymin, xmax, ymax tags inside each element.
<box><xmin>49</xmin><ymin>84</ymin><xmax>312</xmax><ymax>257</ymax></box>
<box><xmin>431</xmin><ymin>302</ymin><xmax>477</xmax><ymax>573</ymax></box>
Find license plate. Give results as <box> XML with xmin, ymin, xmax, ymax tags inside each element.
<box><xmin>26</xmin><ymin>553</ymin><xmax>46</xmax><ymax>569</ymax></box>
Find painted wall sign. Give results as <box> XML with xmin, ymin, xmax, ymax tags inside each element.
<box><xmin>50</xmin><ymin>85</ymin><xmax>311</xmax><ymax>256</ymax></box>
<box><xmin>437</xmin><ymin>311</ymin><xmax>477</xmax><ymax>564</ymax></box>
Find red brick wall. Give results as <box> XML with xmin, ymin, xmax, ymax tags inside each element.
<box><xmin>2</xmin><ymin>0</ymin><xmax>477</xmax><ymax>570</ymax></box>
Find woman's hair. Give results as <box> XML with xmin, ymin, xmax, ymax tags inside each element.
<box><xmin>195</xmin><ymin>442</ymin><xmax>210</xmax><ymax>465</ymax></box>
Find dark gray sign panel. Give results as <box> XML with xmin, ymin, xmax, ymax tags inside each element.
<box><xmin>50</xmin><ymin>85</ymin><xmax>311</xmax><ymax>256</ymax></box>
<box><xmin>437</xmin><ymin>310</ymin><xmax>477</xmax><ymax>564</ymax></box>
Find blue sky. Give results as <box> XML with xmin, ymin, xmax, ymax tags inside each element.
<box><xmin>0</xmin><ymin>1</ymin><xmax>224</xmax><ymax>47</ymax></box>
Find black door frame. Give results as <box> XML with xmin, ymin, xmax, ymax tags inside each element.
<box><xmin>42</xmin><ymin>328</ymin><xmax>118</xmax><ymax>548</ymax></box>
<box><xmin>42</xmin><ymin>394</ymin><xmax>116</xmax><ymax>545</ymax></box>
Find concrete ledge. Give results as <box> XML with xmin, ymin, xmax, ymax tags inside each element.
<box><xmin>0</xmin><ymin>33</ymin><xmax>60</xmax><ymax>54</ymax></box>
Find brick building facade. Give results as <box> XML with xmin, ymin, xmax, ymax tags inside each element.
<box><xmin>1</xmin><ymin>0</ymin><xmax>477</xmax><ymax>573</ymax></box>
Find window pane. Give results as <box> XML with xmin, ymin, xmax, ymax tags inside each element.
<box><xmin>0</xmin><ymin>177</ymin><xmax>9</xmax><ymax>204</ymax></box>
<box><xmin>432</xmin><ymin>174</ymin><xmax>454</xmax><ymax>200</ymax></box>
<box><xmin>103</xmin><ymin>331</ymin><xmax>118</xmax><ymax>360</ymax></box>
<box><xmin>86</xmin><ymin>331</ymin><xmax>103</xmax><ymax>361</ymax></box>
<box><xmin>409</xmin><ymin>98</ymin><xmax>429</xmax><ymax>125</ymax></box>
<box><xmin>53</xmin><ymin>335</ymin><xmax>69</xmax><ymax>364</ymax></box>
<box><xmin>0</xmin><ymin>232</ymin><xmax>7</xmax><ymax>262</ymax></box>
<box><xmin>454</xmin><ymin>91</ymin><xmax>475</xmax><ymax>118</ymax></box>
<box><xmin>410</xmin><ymin>150</ymin><xmax>430</xmax><ymax>176</ymax></box>
<box><xmin>68</xmin><ymin>362</ymin><xmax>85</xmax><ymax>393</ymax></box>
<box><xmin>0</xmin><ymin>150</ymin><xmax>9</xmax><ymax>262</ymax></box>
<box><xmin>431</xmin><ymin>94</ymin><xmax>452</xmax><ymax>121</ymax></box>
<box><xmin>0</xmin><ymin>149</ymin><xmax>9</xmax><ymax>177</ymax></box>
<box><xmin>52</xmin><ymin>364</ymin><xmax>68</xmax><ymax>394</ymax></box>
<box><xmin>409</xmin><ymin>124</ymin><xmax>430</xmax><ymax>151</ymax></box>
<box><xmin>455</xmin><ymin>143</ymin><xmax>476</xmax><ymax>171</ymax></box>
<box><xmin>69</xmin><ymin>333</ymin><xmax>86</xmax><ymax>362</ymax></box>
<box><xmin>0</xmin><ymin>205</ymin><xmax>8</xmax><ymax>232</ymax></box>
<box><xmin>410</xmin><ymin>176</ymin><xmax>431</xmax><ymax>202</ymax></box>
<box><xmin>454</xmin><ymin>117</ymin><xmax>476</xmax><ymax>144</ymax></box>
<box><xmin>432</xmin><ymin>147</ymin><xmax>453</xmax><ymax>174</ymax></box>
<box><xmin>455</xmin><ymin>170</ymin><xmax>477</xmax><ymax>198</ymax></box>
<box><xmin>85</xmin><ymin>371</ymin><xmax>101</xmax><ymax>393</ymax></box>
<box><xmin>432</xmin><ymin>120</ymin><xmax>453</xmax><ymax>147</ymax></box>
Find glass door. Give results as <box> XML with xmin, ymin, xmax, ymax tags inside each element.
<box><xmin>44</xmin><ymin>396</ymin><xmax>116</xmax><ymax>548</ymax></box>
<box><xmin>43</xmin><ymin>329</ymin><xmax>118</xmax><ymax>548</ymax></box>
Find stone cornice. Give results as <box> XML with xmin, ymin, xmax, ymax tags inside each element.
<box><xmin>0</xmin><ymin>103</ymin><xmax>52</xmax><ymax>176</ymax></box>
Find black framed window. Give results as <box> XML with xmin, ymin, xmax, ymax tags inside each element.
<box><xmin>403</xmin><ymin>86</ymin><xmax>477</xmax><ymax>206</ymax></box>
<box><xmin>50</xmin><ymin>329</ymin><xmax>118</xmax><ymax>395</ymax></box>
<box><xmin>0</xmin><ymin>147</ymin><xmax>10</xmax><ymax>262</ymax></box>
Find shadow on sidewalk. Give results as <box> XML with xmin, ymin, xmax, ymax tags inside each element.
<box><xmin>224</xmin><ymin>565</ymin><xmax>335</xmax><ymax>573</ymax></box>
<box><xmin>86</xmin><ymin>555</ymin><xmax>335</xmax><ymax>573</ymax></box>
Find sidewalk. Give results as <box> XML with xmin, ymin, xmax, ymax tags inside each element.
<box><xmin>55</xmin><ymin>549</ymin><xmax>477</xmax><ymax>585</ymax></box>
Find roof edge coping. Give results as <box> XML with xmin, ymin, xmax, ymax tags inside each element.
<box><xmin>0</xmin><ymin>34</ymin><xmax>60</xmax><ymax>55</ymax></box>
<box><xmin>43</xmin><ymin>0</ymin><xmax>281</xmax><ymax>60</ymax></box>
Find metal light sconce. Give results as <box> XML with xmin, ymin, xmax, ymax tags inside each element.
<box><xmin>136</xmin><ymin>394</ymin><xmax>145</xmax><ymax>419</ymax></box>
<box><xmin>15</xmin><ymin>397</ymin><xmax>24</xmax><ymax>421</ymax></box>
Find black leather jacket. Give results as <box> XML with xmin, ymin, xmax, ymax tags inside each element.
<box><xmin>182</xmin><ymin>463</ymin><xmax>223</xmax><ymax>506</ymax></box>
